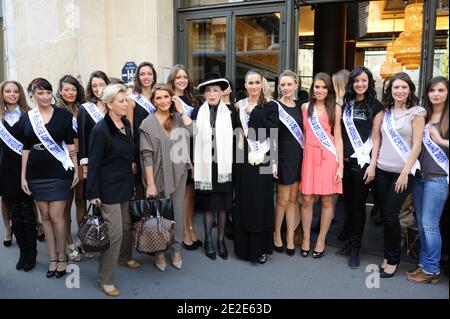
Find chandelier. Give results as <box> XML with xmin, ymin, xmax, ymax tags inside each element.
<box><xmin>393</xmin><ymin>3</ymin><xmax>423</xmax><ymax>70</ymax></box>
<box><xmin>381</xmin><ymin>43</ymin><xmax>403</xmax><ymax>79</ymax></box>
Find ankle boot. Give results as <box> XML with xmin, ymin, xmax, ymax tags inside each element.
<box><xmin>217</xmin><ymin>240</ymin><xmax>228</xmax><ymax>260</ymax></box>
<box><xmin>348</xmin><ymin>248</ymin><xmax>360</xmax><ymax>269</ymax></box>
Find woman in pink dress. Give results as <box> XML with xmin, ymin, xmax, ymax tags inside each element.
<box><xmin>300</xmin><ymin>72</ymin><xmax>344</xmax><ymax>258</ymax></box>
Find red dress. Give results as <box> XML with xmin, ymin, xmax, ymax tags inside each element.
<box><xmin>300</xmin><ymin>106</ymin><xmax>342</xmax><ymax>195</ymax></box>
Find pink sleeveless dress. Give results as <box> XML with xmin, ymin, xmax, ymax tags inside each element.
<box><xmin>300</xmin><ymin>106</ymin><xmax>342</xmax><ymax>195</ymax></box>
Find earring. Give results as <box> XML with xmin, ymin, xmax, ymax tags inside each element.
<box><xmin>313</xmin><ymin>94</ymin><xmax>316</xmax><ymax>99</ymax></box>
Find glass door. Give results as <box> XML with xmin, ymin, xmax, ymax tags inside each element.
<box><xmin>177</xmin><ymin>4</ymin><xmax>286</xmax><ymax>98</ymax></box>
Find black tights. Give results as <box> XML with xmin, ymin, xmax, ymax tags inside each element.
<box><xmin>204</xmin><ymin>210</ymin><xmax>227</xmax><ymax>244</ymax></box>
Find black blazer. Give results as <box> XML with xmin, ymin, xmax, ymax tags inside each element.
<box><xmin>86</xmin><ymin>113</ymin><xmax>134</xmax><ymax>204</ymax></box>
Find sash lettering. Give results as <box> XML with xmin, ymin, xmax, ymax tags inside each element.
<box><xmin>308</xmin><ymin>108</ymin><xmax>338</xmax><ymax>162</ymax></box>
<box><xmin>0</xmin><ymin>121</ymin><xmax>23</xmax><ymax>155</ymax></box>
<box><xmin>423</xmin><ymin>124</ymin><xmax>449</xmax><ymax>184</ymax></box>
<box><xmin>176</xmin><ymin>96</ymin><xmax>195</xmax><ymax>117</ymax></box>
<box><xmin>28</xmin><ymin>108</ymin><xmax>74</xmax><ymax>171</ymax></box>
<box><xmin>382</xmin><ymin>111</ymin><xmax>420</xmax><ymax>174</ymax></box>
<box><xmin>82</xmin><ymin>102</ymin><xmax>104</xmax><ymax>123</ymax></box>
<box><xmin>132</xmin><ymin>93</ymin><xmax>156</xmax><ymax>114</ymax></box>
<box><xmin>239</xmin><ymin>99</ymin><xmax>270</xmax><ymax>165</ymax></box>
<box><xmin>274</xmin><ymin>100</ymin><xmax>304</xmax><ymax>149</ymax></box>
<box><xmin>343</xmin><ymin>101</ymin><xmax>372</xmax><ymax>167</ymax></box>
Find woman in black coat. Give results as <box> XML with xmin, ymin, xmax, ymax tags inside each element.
<box><xmin>86</xmin><ymin>83</ymin><xmax>140</xmax><ymax>297</ymax></box>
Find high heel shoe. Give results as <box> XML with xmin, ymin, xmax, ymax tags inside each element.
<box><xmin>47</xmin><ymin>260</ymin><xmax>58</xmax><ymax>278</ymax></box>
<box><xmin>204</xmin><ymin>238</ymin><xmax>216</xmax><ymax>260</ymax></box>
<box><xmin>258</xmin><ymin>254</ymin><xmax>267</xmax><ymax>264</ymax></box>
<box><xmin>217</xmin><ymin>240</ymin><xmax>228</xmax><ymax>260</ymax></box>
<box><xmin>3</xmin><ymin>233</ymin><xmax>12</xmax><ymax>247</ymax></box>
<box><xmin>274</xmin><ymin>244</ymin><xmax>285</xmax><ymax>253</ymax></box>
<box><xmin>155</xmin><ymin>253</ymin><xmax>166</xmax><ymax>272</ymax></box>
<box><xmin>380</xmin><ymin>264</ymin><xmax>399</xmax><ymax>278</ymax></box>
<box><xmin>171</xmin><ymin>252</ymin><xmax>182</xmax><ymax>269</ymax></box>
<box><xmin>182</xmin><ymin>241</ymin><xmax>199</xmax><ymax>251</ymax></box>
<box><xmin>55</xmin><ymin>259</ymin><xmax>68</xmax><ymax>278</ymax></box>
<box><xmin>312</xmin><ymin>250</ymin><xmax>325</xmax><ymax>259</ymax></box>
<box><xmin>286</xmin><ymin>247</ymin><xmax>295</xmax><ymax>256</ymax></box>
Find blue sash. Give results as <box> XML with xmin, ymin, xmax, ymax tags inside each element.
<box><xmin>423</xmin><ymin>124</ymin><xmax>449</xmax><ymax>184</ymax></box>
<box><xmin>176</xmin><ymin>96</ymin><xmax>195</xmax><ymax>117</ymax></box>
<box><xmin>28</xmin><ymin>108</ymin><xmax>74</xmax><ymax>171</ymax></box>
<box><xmin>343</xmin><ymin>101</ymin><xmax>372</xmax><ymax>167</ymax></box>
<box><xmin>72</xmin><ymin>116</ymin><xmax>78</xmax><ymax>133</ymax></box>
<box><xmin>131</xmin><ymin>93</ymin><xmax>156</xmax><ymax>114</ymax></box>
<box><xmin>274</xmin><ymin>100</ymin><xmax>304</xmax><ymax>149</ymax></box>
<box><xmin>382</xmin><ymin>110</ymin><xmax>420</xmax><ymax>174</ymax></box>
<box><xmin>308</xmin><ymin>108</ymin><xmax>338</xmax><ymax>162</ymax></box>
<box><xmin>0</xmin><ymin>120</ymin><xmax>23</xmax><ymax>155</ymax></box>
<box><xmin>82</xmin><ymin>102</ymin><xmax>104</xmax><ymax>123</ymax></box>
<box><xmin>239</xmin><ymin>99</ymin><xmax>270</xmax><ymax>165</ymax></box>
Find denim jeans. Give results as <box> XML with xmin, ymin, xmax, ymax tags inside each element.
<box><xmin>412</xmin><ymin>176</ymin><xmax>449</xmax><ymax>275</ymax></box>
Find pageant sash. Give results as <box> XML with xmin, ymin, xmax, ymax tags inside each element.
<box><xmin>239</xmin><ymin>99</ymin><xmax>270</xmax><ymax>165</ymax></box>
<box><xmin>343</xmin><ymin>101</ymin><xmax>372</xmax><ymax>167</ymax></box>
<box><xmin>28</xmin><ymin>108</ymin><xmax>74</xmax><ymax>171</ymax></box>
<box><xmin>176</xmin><ymin>96</ymin><xmax>195</xmax><ymax>117</ymax></box>
<box><xmin>82</xmin><ymin>102</ymin><xmax>104</xmax><ymax>123</ymax></box>
<box><xmin>72</xmin><ymin>116</ymin><xmax>78</xmax><ymax>133</ymax></box>
<box><xmin>423</xmin><ymin>124</ymin><xmax>449</xmax><ymax>184</ymax></box>
<box><xmin>308</xmin><ymin>108</ymin><xmax>338</xmax><ymax>162</ymax></box>
<box><xmin>274</xmin><ymin>100</ymin><xmax>304</xmax><ymax>149</ymax></box>
<box><xmin>0</xmin><ymin>120</ymin><xmax>23</xmax><ymax>155</ymax></box>
<box><xmin>131</xmin><ymin>93</ymin><xmax>156</xmax><ymax>114</ymax></box>
<box><xmin>382</xmin><ymin>110</ymin><xmax>420</xmax><ymax>175</ymax></box>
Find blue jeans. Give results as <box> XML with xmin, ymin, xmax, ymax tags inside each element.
<box><xmin>412</xmin><ymin>176</ymin><xmax>449</xmax><ymax>275</ymax></box>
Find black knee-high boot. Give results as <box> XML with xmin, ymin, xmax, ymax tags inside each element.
<box><xmin>217</xmin><ymin>210</ymin><xmax>228</xmax><ymax>259</ymax></box>
<box><xmin>5</xmin><ymin>197</ymin><xmax>26</xmax><ymax>270</ymax></box>
<box><xmin>22</xmin><ymin>195</ymin><xmax>37</xmax><ymax>271</ymax></box>
<box><xmin>203</xmin><ymin>211</ymin><xmax>216</xmax><ymax>260</ymax></box>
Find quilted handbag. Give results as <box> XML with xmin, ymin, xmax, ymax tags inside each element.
<box><xmin>133</xmin><ymin>198</ymin><xmax>175</xmax><ymax>254</ymax></box>
<box><xmin>77</xmin><ymin>204</ymin><xmax>110</xmax><ymax>252</ymax></box>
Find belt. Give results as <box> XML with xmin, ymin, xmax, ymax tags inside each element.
<box><xmin>32</xmin><ymin>143</ymin><xmax>46</xmax><ymax>151</ymax></box>
<box><xmin>416</xmin><ymin>171</ymin><xmax>444</xmax><ymax>180</ymax></box>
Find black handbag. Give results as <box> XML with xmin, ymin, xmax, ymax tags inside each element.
<box><xmin>77</xmin><ymin>204</ymin><xmax>110</xmax><ymax>252</ymax></box>
<box><xmin>129</xmin><ymin>196</ymin><xmax>174</xmax><ymax>223</ymax></box>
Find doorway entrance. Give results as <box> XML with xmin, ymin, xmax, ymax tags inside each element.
<box><xmin>176</xmin><ymin>3</ymin><xmax>286</xmax><ymax>98</ymax></box>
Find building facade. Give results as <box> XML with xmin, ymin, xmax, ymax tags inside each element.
<box><xmin>1</xmin><ymin>0</ymin><xmax>448</xmax><ymax>99</ymax></box>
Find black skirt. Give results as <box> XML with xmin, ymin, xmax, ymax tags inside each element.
<box><xmin>197</xmin><ymin>191</ymin><xmax>232</xmax><ymax>211</ymax></box>
<box><xmin>28</xmin><ymin>178</ymin><xmax>72</xmax><ymax>201</ymax></box>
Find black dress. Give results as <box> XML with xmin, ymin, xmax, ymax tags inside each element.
<box><xmin>191</xmin><ymin>103</ymin><xmax>235</xmax><ymax>211</ymax></box>
<box><xmin>180</xmin><ymin>95</ymin><xmax>198</xmax><ymax>187</ymax></box>
<box><xmin>20</xmin><ymin>107</ymin><xmax>75</xmax><ymax>201</ymax></box>
<box><xmin>0</xmin><ymin>120</ymin><xmax>23</xmax><ymax>197</ymax></box>
<box><xmin>233</xmin><ymin>100</ymin><xmax>278</xmax><ymax>262</ymax></box>
<box><xmin>276</xmin><ymin>100</ymin><xmax>303</xmax><ymax>185</ymax></box>
<box><xmin>133</xmin><ymin>98</ymin><xmax>152</xmax><ymax>198</ymax></box>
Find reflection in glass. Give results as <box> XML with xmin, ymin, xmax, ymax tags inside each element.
<box><xmin>235</xmin><ymin>13</ymin><xmax>280</xmax><ymax>99</ymax></box>
<box><xmin>187</xmin><ymin>17</ymin><xmax>227</xmax><ymax>88</ymax></box>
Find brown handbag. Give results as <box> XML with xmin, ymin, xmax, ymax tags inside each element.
<box><xmin>78</xmin><ymin>204</ymin><xmax>110</xmax><ymax>252</ymax></box>
<box><xmin>133</xmin><ymin>198</ymin><xmax>175</xmax><ymax>254</ymax></box>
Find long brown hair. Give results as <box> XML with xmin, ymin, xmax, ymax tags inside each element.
<box><xmin>86</xmin><ymin>71</ymin><xmax>110</xmax><ymax>103</ymax></box>
<box><xmin>0</xmin><ymin>81</ymin><xmax>30</xmax><ymax>119</ymax></box>
<box><xmin>134</xmin><ymin>62</ymin><xmax>157</xmax><ymax>94</ymax></box>
<box><xmin>166</xmin><ymin>64</ymin><xmax>197</xmax><ymax>106</ymax></box>
<box><xmin>382</xmin><ymin>72</ymin><xmax>419</xmax><ymax>111</ymax></box>
<box><xmin>150</xmin><ymin>83</ymin><xmax>176</xmax><ymax>133</ymax></box>
<box><xmin>308</xmin><ymin>72</ymin><xmax>336</xmax><ymax>125</ymax></box>
<box><xmin>245</xmin><ymin>69</ymin><xmax>267</xmax><ymax>107</ymax></box>
<box><xmin>424</xmin><ymin>76</ymin><xmax>449</xmax><ymax>139</ymax></box>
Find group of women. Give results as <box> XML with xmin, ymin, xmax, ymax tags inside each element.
<box><xmin>0</xmin><ymin>62</ymin><xmax>448</xmax><ymax>296</ymax></box>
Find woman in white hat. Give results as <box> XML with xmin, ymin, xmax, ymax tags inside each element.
<box><xmin>192</xmin><ymin>74</ymin><xmax>235</xmax><ymax>260</ymax></box>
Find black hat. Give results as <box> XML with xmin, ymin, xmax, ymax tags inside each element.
<box><xmin>197</xmin><ymin>72</ymin><xmax>229</xmax><ymax>93</ymax></box>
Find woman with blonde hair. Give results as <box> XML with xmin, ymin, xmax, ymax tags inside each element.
<box><xmin>86</xmin><ymin>83</ymin><xmax>140</xmax><ymax>297</ymax></box>
<box><xmin>273</xmin><ymin>70</ymin><xmax>303</xmax><ymax>256</ymax></box>
<box><xmin>332</xmin><ymin>69</ymin><xmax>350</xmax><ymax>107</ymax></box>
